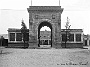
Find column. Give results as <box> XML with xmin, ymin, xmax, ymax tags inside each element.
<box><xmin>87</xmin><ymin>38</ymin><xmax>89</xmax><ymax>46</ymax></box>
<box><xmin>74</xmin><ymin>33</ymin><xmax>76</xmax><ymax>43</ymax></box>
<box><xmin>15</xmin><ymin>33</ymin><xmax>16</xmax><ymax>42</ymax></box>
<box><xmin>82</xmin><ymin>34</ymin><xmax>83</xmax><ymax>43</ymax></box>
<box><xmin>8</xmin><ymin>32</ymin><xmax>10</xmax><ymax>42</ymax></box>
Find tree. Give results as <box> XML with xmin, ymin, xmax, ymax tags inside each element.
<box><xmin>21</xmin><ymin>19</ymin><xmax>27</xmax><ymax>49</ymax></box>
<box><xmin>65</xmin><ymin>17</ymin><xmax>71</xmax><ymax>48</ymax></box>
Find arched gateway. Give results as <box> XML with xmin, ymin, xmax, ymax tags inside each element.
<box><xmin>38</xmin><ymin>21</ymin><xmax>52</xmax><ymax>47</ymax></box>
<box><xmin>27</xmin><ymin>6</ymin><xmax>63</xmax><ymax>48</ymax></box>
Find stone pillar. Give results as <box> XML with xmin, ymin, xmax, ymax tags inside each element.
<box><xmin>55</xmin><ymin>12</ymin><xmax>62</xmax><ymax>48</ymax></box>
<box><xmin>29</xmin><ymin>13</ymin><xmax>38</xmax><ymax>48</ymax></box>
<box><xmin>29</xmin><ymin>13</ymin><xmax>35</xmax><ymax>48</ymax></box>
<box><xmin>53</xmin><ymin>15</ymin><xmax>62</xmax><ymax>48</ymax></box>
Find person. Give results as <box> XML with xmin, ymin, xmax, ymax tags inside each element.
<box><xmin>0</xmin><ymin>36</ymin><xmax>4</xmax><ymax>46</ymax></box>
<box><xmin>0</xmin><ymin>36</ymin><xmax>4</xmax><ymax>54</ymax></box>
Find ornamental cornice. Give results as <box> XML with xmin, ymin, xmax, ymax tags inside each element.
<box><xmin>27</xmin><ymin>6</ymin><xmax>63</xmax><ymax>13</ymax></box>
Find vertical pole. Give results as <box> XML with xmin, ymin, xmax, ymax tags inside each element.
<box><xmin>31</xmin><ymin>0</ymin><xmax>32</xmax><ymax>6</ymax></box>
<box><xmin>59</xmin><ymin>0</ymin><xmax>60</xmax><ymax>6</ymax></box>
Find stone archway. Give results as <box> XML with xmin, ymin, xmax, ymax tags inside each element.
<box><xmin>27</xmin><ymin>6</ymin><xmax>63</xmax><ymax>48</ymax></box>
<box><xmin>38</xmin><ymin>21</ymin><xmax>52</xmax><ymax>47</ymax></box>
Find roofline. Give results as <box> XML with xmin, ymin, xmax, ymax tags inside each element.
<box><xmin>61</xmin><ymin>29</ymin><xmax>83</xmax><ymax>32</ymax></box>
<box><xmin>27</xmin><ymin>6</ymin><xmax>64</xmax><ymax>13</ymax></box>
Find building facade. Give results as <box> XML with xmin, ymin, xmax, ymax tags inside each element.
<box><xmin>83</xmin><ymin>34</ymin><xmax>90</xmax><ymax>46</ymax></box>
<box><xmin>7</xmin><ymin>6</ymin><xmax>84</xmax><ymax>48</ymax></box>
<box><xmin>61</xmin><ymin>29</ymin><xmax>83</xmax><ymax>48</ymax></box>
<box><xmin>8</xmin><ymin>28</ymin><xmax>83</xmax><ymax>48</ymax></box>
<box><xmin>40</xmin><ymin>30</ymin><xmax>51</xmax><ymax>47</ymax></box>
<box><xmin>8</xmin><ymin>28</ymin><xmax>29</xmax><ymax>47</ymax></box>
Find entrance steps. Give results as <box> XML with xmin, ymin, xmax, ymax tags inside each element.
<box><xmin>40</xmin><ymin>45</ymin><xmax>51</xmax><ymax>47</ymax></box>
<box><xmin>36</xmin><ymin>47</ymin><xmax>52</xmax><ymax>49</ymax></box>
<box><xmin>38</xmin><ymin>45</ymin><xmax>51</xmax><ymax>49</ymax></box>
<box><xmin>28</xmin><ymin>45</ymin><xmax>52</xmax><ymax>49</ymax></box>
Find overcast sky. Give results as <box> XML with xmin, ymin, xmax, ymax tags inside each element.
<box><xmin>0</xmin><ymin>0</ymin><xmax>90</xmax><ymax>34</ymax></box>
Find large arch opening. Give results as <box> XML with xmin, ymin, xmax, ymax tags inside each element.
<box><xmin>38</xmin><ymin>21</ymin><xmax>52</xmax><ymax>47</ymax></box>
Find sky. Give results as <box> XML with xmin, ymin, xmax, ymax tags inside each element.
<box><xmin>0</xmin><ymin>0</ymin><xmax>90</xmax><ymax>34</ymax></box>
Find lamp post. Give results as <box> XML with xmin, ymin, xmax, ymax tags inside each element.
<box><xmin>65</xmin><ymin>17</ymin><xmax>71</xmax><ymax>48</ymax></box>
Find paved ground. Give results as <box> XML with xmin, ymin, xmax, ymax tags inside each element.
<box><xmin>0</xmin><ymin>47</ymin><xmax>90</xmax><ymax>67</ymax></box>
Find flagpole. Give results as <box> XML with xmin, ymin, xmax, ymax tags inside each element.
<box><xmin>59</xmin><ymin>0</ymin><xmax>60</xmax><ymax>6</ymax></box>
<box><xmin>31</xmin><ymin>0</ymin><xmax>32</xmax><ymax>6</ymax></box>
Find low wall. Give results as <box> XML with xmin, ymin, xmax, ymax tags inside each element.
<box><xmin>8</xmin><ymin>42</ymin><xmax>29</xmax><ymax>48</ymax></box>
<box><xmin>8</xmin><ymin>42</ymin><xmax>83</xmax><ymax>48</ymax></box>
<box><xmin>61</xmin><ymin>43</ymin><xmax>83</xmax><ymax>48</ymax></box>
